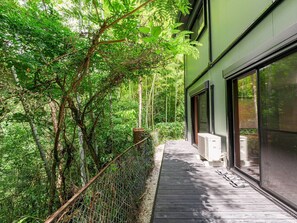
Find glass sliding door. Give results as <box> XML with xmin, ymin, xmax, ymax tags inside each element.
<box><xmin>259</xmin><ymin>52</ymin><xmax>297</xmax><ymax>209</ymax></box>
<box><xmin>231</xmin><ymin>51</ymin><xmax>297</xmax><ymax>208</ymax></box>
<box><xmin>233</xmin><ymin>71</ymin><xmax>260</xmax><ymax>180</ymax></box>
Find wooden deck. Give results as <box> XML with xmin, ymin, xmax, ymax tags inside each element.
<box><xmin>151</xmin><ymin>140</ymin><xmax>296</xmax><ymax>223</ymax></box>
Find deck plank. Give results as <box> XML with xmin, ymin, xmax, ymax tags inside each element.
<box><xmin>151</xmin><ymin>140</ymin><xmax>296</xmax><ymax>223</ymax></box>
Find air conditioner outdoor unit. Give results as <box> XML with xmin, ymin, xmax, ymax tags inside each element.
<box><xmin>198</xmin><ymin>133</ymin><xmax>221</xmax><ymax>161</ymax></box>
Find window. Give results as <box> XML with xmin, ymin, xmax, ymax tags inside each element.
<box><xmin>190</xmin><ymin>0</ymin><xmax>206</xmax><ymax>41</ymax></box>
<box><xmin>259</xmin><ymin>52</ymin><xmax>297</xmax><ymax>209</ymax></box>
<box><xmin>233</xmin><ymin>71</ymin><xmax>260</xmax><ymax>180</ymax></box>
<box><xmin>198</xmin><ymin>91</ymin><xmax>209</xmax><ymax>132</ymax></box>
<box><xmin>230</xmin><ymin>51</ymin><xmax>297</xmax><ymax>209</ymax></box>
<box><xmin>191</xmin><ymin>88</ymin><xmax>210</xmax><ymax>145</ymax></box>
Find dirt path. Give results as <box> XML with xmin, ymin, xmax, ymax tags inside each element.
<box><xmin>138</xmin><ymin>144</ymin><xmax>164</xmax><ymax>223</ymax></box>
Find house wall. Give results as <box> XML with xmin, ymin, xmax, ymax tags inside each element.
<box><xmin>185</xmin><ymin>0</ymin><xmax>297</xmax><ymax>160</ymax></box>
<box><xmin>185</xmin><ymin>32</ymin><xmax>209</xmax><ymax>87</ymax></box>
<box><xmin>210</xmin><ymin>0</ymin><xmax>272</xmax><ymax>59</ymax></box>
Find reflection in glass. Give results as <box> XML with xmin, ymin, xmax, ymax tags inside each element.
<box><xmin>260</xmin><ymin>52</ymin><xmax>297</xmax><ymax>209</ymax></box>
<box><xmin>191</xmin><ymin>4</ymin><xmax>205</xmax><ymax>40</ymax></box>
<box><xmin>234</xmin><ymin>72</ymin><xmax>260</xmax><ymax>180</ymax></box>
<box><xmin>198</xmin><ymin>92</ymin><xmax>209</xmax><ymax>133</ymax></box>
<box><xmin>191</xmin><ymin>91</ymin><xmax>209</xmax><ymax>145</ymax></box>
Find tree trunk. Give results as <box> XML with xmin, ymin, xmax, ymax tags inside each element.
<box><xmin>77</xmin><ymin>127</ymin><xmax>87</xmax><ymax>186</ymax></box>
<box><xmin>138</xmin><ymin>76</ymin><xmax>142</xmax><ymax>128</ymax></box>
<box><xmin>66</xmin><ymin>96</ymin><xmax>101</xmax><ymax>171</ymax></box>
<box><xmin>251</xmin><ymin>74</ymin><xmax>258</xmax><ymax>125</ymax></box>
<box><xmin>147</xmin><ymin>73</ymin><xmax>156</xmax><ymax>128</ymax></box>
<box><xmin>145</xmin><ymin>77</ymin><xmax>149</xmax><ymax>128</ymax></box>
<box><xmin>49</xmin><ymin>101</ymin><xmax>66</xmax><ymax>205</ymax></box>
<box><xmin>87</xmin><ymin>78</ymin><xmax>99</xmax><ymax>156</ymax></box>
<box><xmin>109</xmin><ymin>94</ymin><xmax>114</xmax><ymax>153</ymax></box>
<box><xmin>165</xmin><ymin>75</ymin><xmax>168</xmax><ymax>123</ymax></box>
<box><xmin>11</xmin><ymin>67</ymin><xmax>51</xmax><ymax>182</ymax></box>
<box><xmin>175</xmin><ymin>81</ymin><xmax>178</xmax><ymax>122</ymax></box>
<box><xmin>77</xmin><ymin>0</ymin><xmax>90</xmax><ymax>184</ymax></box>
<box><xmin>76</xmin><ymin>95</ymin><xmax>87</xmax><ymax>186</ymax></box>
<box><xmin>151</xmin><ymin>74</ymin><xmax>156</xmax><ymax>130</ymax></box>
<box><xmin>79</xmin><ymin>124</ymin><xmax>100</xmax><ymax>169</ymax></box>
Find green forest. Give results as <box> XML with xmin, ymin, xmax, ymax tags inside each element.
<box><xmin>0</xmin><ymin>0</ymin><xmax>199</xmax><ymax>222</ymax></box>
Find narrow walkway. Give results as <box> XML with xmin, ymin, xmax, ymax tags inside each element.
<box><xmin>152</xmin><ymin>140</ymin><xmax>296</xmax><ymax>223</ymax></box>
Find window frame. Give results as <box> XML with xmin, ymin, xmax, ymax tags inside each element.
<box><xmin>189</xmin><ymin>0</ymin><xmax>207</xmax><ymax>41</ymax></box>
<box><xmin>226</xmin><ymin>46</ymin><xmax>297</xmax><ymax>211</ymax></box>
<box><xmin>197</xmin><ymin>90</ymin><xmax>210</xmax><ymax>133</ymax></box>
<box><xmin>231</xmin><ymin>70</ymin><xmax>260</xmax><ymax>180</ymax></box>
<box><xmin>224</xmin><ymin>23</ymin><xmax>297</xmax><ymax>177</ymax></box>
<box><xmin>190</xmin><ymin>81</ymin><xmax>210</xmax><ymax>145</ymax></box>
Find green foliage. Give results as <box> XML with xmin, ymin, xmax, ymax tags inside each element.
<box><xmin>13</xmin><ymin>216</ymin><xmax>43</xmax><ymax>223</ymax></box>
<box><xmin>96</xmin><ymin>97</ymin><xmax>138</xmax><ymax>160</ymax></box>
<box><xmin>0</xmin><ymin>122</ymin><xmax>48</xmax><ymax>223</ymax></box>
<box><xmin>238</xmin><ymin>75</ymin><xmax>255</xmax><ymax>99</ymax></box>
<box><xmin>155</xmin><ymin>122</ymin><xmax>184</xmax><ymax>144</ymax></box>
<box><xmin>240</xmin><ymin>128</ymin><xmax>258</xmax><ymax>135</ymax></box>
<box><xmin>0</xmin><ymin>0</ymin><xmax>197</xmax><ymax>221</ymax></box>
<box><xmin>0</xmin><ymin>0</ymin><xmax>76</xmax><ymax>87</ymax></box>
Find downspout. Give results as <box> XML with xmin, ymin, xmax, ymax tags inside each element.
<box><xmin>207</xmin><ymin>0</ymin><xmax>214</xmax><ymax>135</ymax></box>
<box><xmin>207</xmin><ymin>0</ymin><xmax>213</xmax><ymax>63</ymax></box>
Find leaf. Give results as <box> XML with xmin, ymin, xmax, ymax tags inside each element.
<box><xmin>156</xmin><ymin>49</ymin><xmax>161</xmax><ymax>54</ymax></box>
<box><xmin>14</xmin><ymin>216</ymin><xmax>30</xmax><ymax>223</ymax></box>
<box><xmin>178</xmin><ymin>30</ymin><xmax>193</xmax><ymax>36</ymax></box>
<box><xmin>172</xmin><ymin>29</ymin><xmax>180</xmax><ymax>34</ymax></box>
<box><xmin>151</xmin><ymin>26</ymin><xmax>162</xmax><ymax>37</ymax></box>
<box><xmin>173</xmin><ymin>23</ymin><xmax>184</xmax><ymax>28</ymax></box>
<box><xmin>139</xmin><ymin>27</ymin><xmax>150</xmax><ymax>34</ymax></box>
<box><xmin>143</xmin><ymin>37</ymin><xmax>155</xmax><ymax>43</ymax></box>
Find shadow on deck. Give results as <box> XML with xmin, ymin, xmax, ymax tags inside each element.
<box><xmin>151</xmin><ymin>140</ymin><xmax>296</xmax><ymax>223</ymax></box>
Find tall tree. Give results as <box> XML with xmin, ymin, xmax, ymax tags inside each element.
<box><xmin>11</xmin><ymin>67</ymin><xmax>51</xmax><ymax>182</ymax></box>
<box><xmin>0</xmin><ymin>0</ymin><xmax>200</xmax><ymax>219</ymax></box>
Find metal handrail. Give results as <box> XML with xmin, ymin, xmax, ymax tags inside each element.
<box><xmin>45</xmin><ymin>137</ymin><xmax>150</xmax><ymax>223</ymax></box>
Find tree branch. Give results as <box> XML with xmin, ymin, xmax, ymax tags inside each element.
<box><xmin>46</xmin><ymin>49</ymin><xmax>78</xmax><ymax>66</ymax></box>
<box><xmin>103</xmin><ymin>0</ymin><xmax>155</xmax><ymax>31</ymax></box>
<box><xmin>98</xmin><ymin>39</ymin><xmax>126</xmax><ymax>45</ymax></box>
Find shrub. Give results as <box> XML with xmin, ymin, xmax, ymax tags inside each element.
<box><xmin>155</xmin><ymin>122</ymin><xmax>185</xmax><ymax>144</ymax></box>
